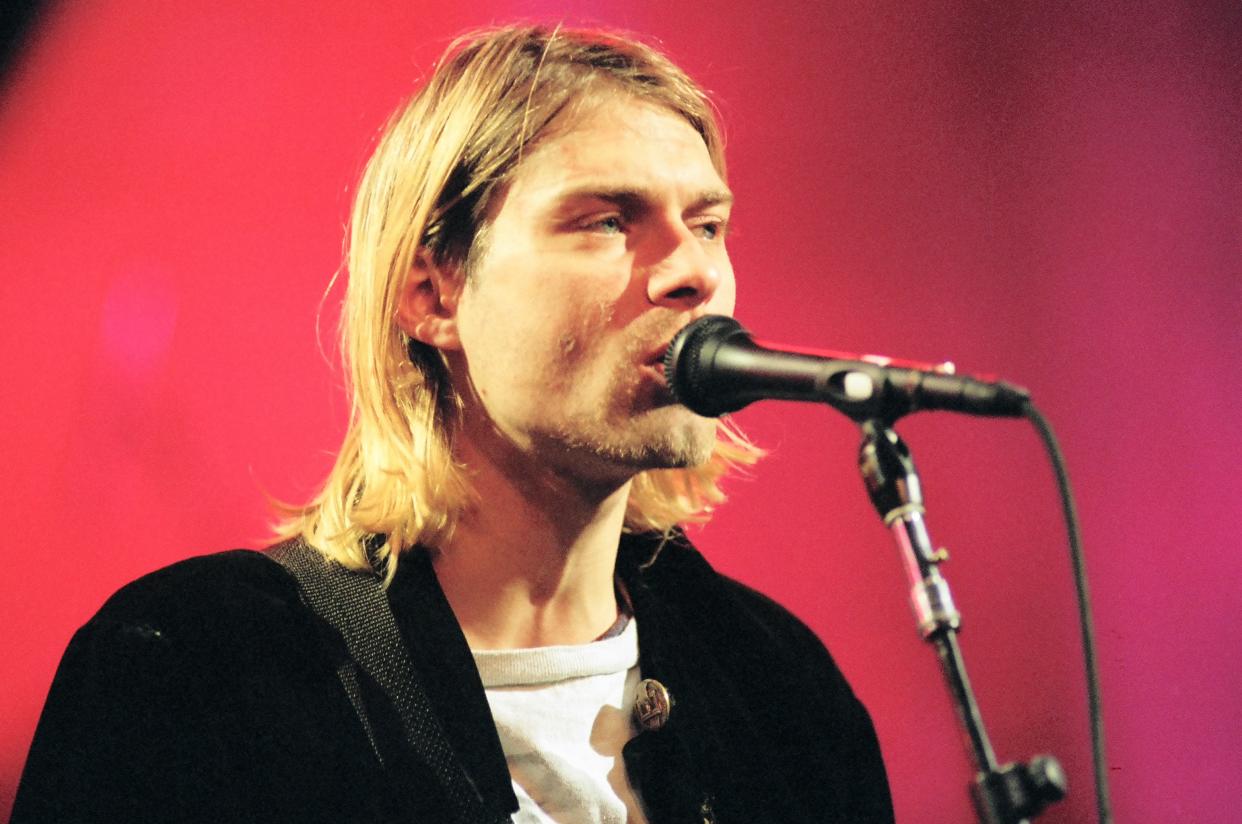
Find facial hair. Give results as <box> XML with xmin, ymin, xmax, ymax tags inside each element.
<box><xmin>537</xmin><ymin>314</ymin><xmax>719</xmax><ymax>478</ymax></box>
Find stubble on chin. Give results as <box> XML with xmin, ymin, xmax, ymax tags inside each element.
<box><xmin>537</xmin><ymin>326</ymin><xmax>719</xmax><ymax>477</ymax></box>
<box><xmin>594</xmin><ymin>405</ymin><xmax>717</xmax><ymax>470</ymax></box>
<box><xmin>644</xmin><ymin>407</ymin><xmax>717</xmax><ymax>467</ymax></box>
<box><xmin>606</xmin><ymin>348</ymin><xmax>719</xmax><ymax>469</ymax></box>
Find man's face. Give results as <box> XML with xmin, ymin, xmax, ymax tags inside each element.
<box><xmin>447</xmin><ymin>92</ymin><xmax>736</xmax><ymax>484</ymax></box>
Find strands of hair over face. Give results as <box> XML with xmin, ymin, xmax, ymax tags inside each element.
<box><xmin>273</xmin><ymin>25</ymin><xmax>761</xmax><ymax>582</ymax></box>
<box><xmin>516</xmin><ymin>22</ymin><xmax>560</xmax><ymax>169</ymax></box>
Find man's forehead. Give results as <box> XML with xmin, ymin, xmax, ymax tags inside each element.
<box><xmin>507</xmin><ymin>96</ymin><xmax>726</xmax><ymax>206</ymax></box>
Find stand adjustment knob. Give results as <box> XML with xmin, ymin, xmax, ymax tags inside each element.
<box><xmin>973</xmin><ymin>755</ymin><xmax>1068</xmax><ymax>824</ymax></box>
<box><xmin>1027</xmin><ymin>755</ymin><xmax>1068</xmax><ymax>806</ymax></box>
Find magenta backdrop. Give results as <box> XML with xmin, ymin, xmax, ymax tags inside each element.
<box><xmin>2</xmin><ymin>3</ymin><xmax>1238</xmax><ymax>822</ymax></box>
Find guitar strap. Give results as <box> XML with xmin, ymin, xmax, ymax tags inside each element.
<box><xmin>270</xmin><ymin>539</ymin><xmax>508</xmax><ymax>824</ymax></box>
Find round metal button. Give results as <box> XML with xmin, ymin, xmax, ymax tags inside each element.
<box><xmin>633</xmin><ymin>678</ymin><xmax>673</xmax><ymax>732</ymax></box>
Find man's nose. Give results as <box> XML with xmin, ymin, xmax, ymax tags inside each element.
<box><xmin>645</xmin><ymin>226</ymin><xmax>725</xmax><ymax>310</ymax></box>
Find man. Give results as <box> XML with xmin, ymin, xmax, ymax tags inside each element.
<box><xmin>14</xmin><ymin>26</ymin><xmax>892</xmax><ymax>823</ymax></box>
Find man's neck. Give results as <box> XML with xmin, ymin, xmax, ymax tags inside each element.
<box><xmin>431</xmin><ymin>433</ymin><xmax>631</xmax><ymax>651</ymax></box>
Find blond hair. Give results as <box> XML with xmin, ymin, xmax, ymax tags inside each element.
<box><xmin>276</xmin><ymin>25</ymin><xmax>760</xmax><ymax>579</ymax></box>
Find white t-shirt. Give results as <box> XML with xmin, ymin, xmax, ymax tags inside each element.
<box><xmin>471</xmin><ymin>618</ymin><xmax>649</xmax><ymax>823</ymax></box>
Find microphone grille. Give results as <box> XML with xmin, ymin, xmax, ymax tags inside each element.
<box><xmin>663</xmin><ymin>315</ymin><xmax>745</xmax><ymax>416</ymax></box>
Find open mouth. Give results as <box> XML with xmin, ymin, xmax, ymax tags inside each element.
<box><xmin>634</xmin><ymin>330</ymin><xmax>685</xmax><ymax>402</ymax></box>
<box><xmin>639</xmin><ymin>342</ymin><xmax>674</xmax><ymax>386</ymax></box>
<box><xmin>643</xmin><ymin>333</ymin><xmax>679</xmax><ymax>367</ymax></box>
<box><xmin>642</xmin><ymin>343</ymin><xmax>668</xmax><ymax>366</ymax></box>
<box><xmin>639</xmin><ymin>361</ymin><xmax>668</xmax><ymax>385</ymax></box>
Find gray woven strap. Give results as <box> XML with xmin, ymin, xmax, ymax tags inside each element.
<box><xmin>271</xmin><ymin>539</ymin><xmax>505</xmax><ymax>824</ymax></box>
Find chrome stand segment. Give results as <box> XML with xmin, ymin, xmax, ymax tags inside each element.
<box><xmin>858</xmin><ymin>421</ymin><xmax>1066</xmax><ymax>824</ymax></box>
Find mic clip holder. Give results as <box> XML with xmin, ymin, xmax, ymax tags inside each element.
<box><xmin>858</xmin><ymin>421</ymin><xmax>1067</xmax><ymax>824</ymax></box>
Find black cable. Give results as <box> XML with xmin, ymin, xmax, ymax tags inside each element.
<box><xmin>1022</xmin><ymin>402</ymin><xmax>1112</xmax><ymax>824</ymax></box>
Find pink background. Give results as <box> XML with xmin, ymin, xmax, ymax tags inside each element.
<box><xmin>2</xmin><ymin>2</ymin><xmax>1238</xmax><ymax>822</ymax></box>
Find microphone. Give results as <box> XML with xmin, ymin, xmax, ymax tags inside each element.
<box><xmin>663</xmin><ymin>315</ymin><xmax>1030</xmax><ymax>421</ymax></box>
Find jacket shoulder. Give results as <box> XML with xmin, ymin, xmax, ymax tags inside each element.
<box><xmin>13</xmin><ymin>549</ymin><xmax>393</xmax><ymax>823</ymax></box>
<box><xmin>621</xmin><ymin>534</ymin><xmax>895</xmax><ymax>823</ymax></box>
<box><xmin>629</xmin><ymin>536</ymin><xmax>841</xmax><ymax>666</ymax></box>
<box><xmin>63</xmin><ymin>547</ymin><xmax>341</xmax><ymax>707</ymax></box>
<box><xmin>91</xmin><ymin>548</ymin><xmax>300</xmax><ymax>631</ymax></box>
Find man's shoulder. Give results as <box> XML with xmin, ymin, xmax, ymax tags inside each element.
<box><xmin>93</xmin><ymin>548</ymin><xmax>296</xmax><ymax>623</ymax></box>
<box><xmin>74</xmin><ymin>548</ymin><xmax>314</xmax><ymax>670</ymax></box>
<box><xmin>622</xmin><ymin>533</ymin><xmax>893</xmax><ymax>823</ymax></box>
<box><xmin>17</xmin><ymin>549</ymin><xmax>404</xmax><ymax>824</ymax></box>
<box><xmin>627</xmin><ymin>535</ymin><xmax>823</xmax><ymax>643</ymax></box>
<box><xmin>623</xmin><ymin>533</ymin><xmax>849</xmax><ymax>686</ymax></box>
<box><xmin>48</xmin><ymin>546</ymin><xmax>344</xmax><ymax>730</ymax></box>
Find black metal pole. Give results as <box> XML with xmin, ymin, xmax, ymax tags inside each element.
<box><xmin>857</xmin><ymin>421</ymin><xmax>1066</xmax><ymax>824</ymax></box>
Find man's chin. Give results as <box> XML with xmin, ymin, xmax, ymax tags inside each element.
<box><xmin>629</xmin><ymin>408</ymin><xmax>719</xmax><ymax>469</ymax></box>
<box><xmin>532</xmin><ymin>404</ymin><xmax>719</xmax><ymax>481</ymax></box>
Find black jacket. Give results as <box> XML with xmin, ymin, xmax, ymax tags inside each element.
<box><xmin>13</xmin><ymin>534</ymin><xmax>893</xmax><ymax>823</ymax></box>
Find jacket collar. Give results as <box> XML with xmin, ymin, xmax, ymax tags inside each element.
<box><xmin>385</xmin><ymin>531</ymin><xmax>713</xmax><ymax>821</ymax></box>
<box><xmin>387</xmin><ymin>547</ymin><xmax>518</xmax><ymax>816</ymax></box>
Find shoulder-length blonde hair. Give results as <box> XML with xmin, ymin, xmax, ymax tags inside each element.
<box><xmin>277</xmin><ymin>25</ymin><xmax>760</xmax><ymax>579</ymax></box>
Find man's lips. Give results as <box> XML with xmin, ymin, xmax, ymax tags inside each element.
<box><xmin>641</xmin><ymin>343</ymin><xmax>668</xmax><ymax>366</ymax></box>
<box><xmin>639</xmin><ymin>340</ymin><xmax>675</xmax><ymax>388</ymax></box>
<box><xmin>641</xmin><ymin>333</ymin><xmax>679</xmax><ymax>367</ymax></box>
<box><xmin>636</xmin><ymin>327</ymin><xmax>691</xmax><ymax>399</ymax></box>
<box><xmin>639</xmin><ymin>361</ymin><xmax>669</xmax><ymax>387</ymax></box>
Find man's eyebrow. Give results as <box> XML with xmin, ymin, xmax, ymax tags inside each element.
<box><xmin>687</xmin><ymin>188</ymin><xmax>735</xmax><ymax>210</ymax></box>
<box><xmin>551</xmin><ymin>185</ymin><xmax>734</xmax><ymax>213</ymax></box>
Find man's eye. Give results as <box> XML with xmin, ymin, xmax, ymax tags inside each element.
<box><xmin>587</xmin><ymin>216</ymin><xmax>625</xmax><ymax>235</ymax></box>
<box><xmin>694</xmin><ymin>220</ymin><xmax>727</xmax><ymax>241</ymax></box>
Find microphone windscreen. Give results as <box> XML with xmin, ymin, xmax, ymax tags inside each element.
<box><xmin>662</xmin><ymin>315</ymin><xmax>748</xmax><ymax>417</ymax></box>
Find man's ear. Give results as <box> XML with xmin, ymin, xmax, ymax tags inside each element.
<box><xmin>396</xmin><ymin>250</ymin><xmax>464</xmax><ymax>351</ymax></box>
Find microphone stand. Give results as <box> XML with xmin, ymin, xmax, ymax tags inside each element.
<box><xmin>857</xmin><ymin>420</ymin><xmax>1067</xmax><ymax>824</ymax></box>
